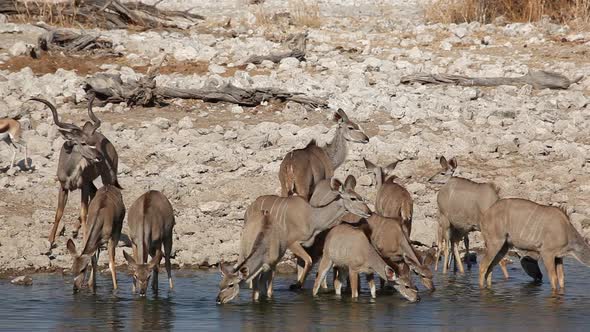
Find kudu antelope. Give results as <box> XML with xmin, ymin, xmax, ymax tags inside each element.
<box><xmin>31</xmin><ymin>97</ymin><xmax>121</xmax><ymax>247</ymax></box>
<box><xmin>217</xmin><ymin>210</ymin><xmax>281</xmax><ymax>304</ymax></box>
<box><xmin>278</xmin><ymin>108</ymin><xmax>369</xmax><ymax>201</ymax></box>
<box><xmin>429</xmin><ymin>156</ymin><xmax>510</xmax><ymax>276</ymax></box>
<box><xmin>246</xmin><ymin>175</ymin><xmax>370</xmax><ymax>290</ymax></box>
<box><xmin>0</xmin><ymin>117</ymin><xmax>29</xmax><ymax>169</ymax></box>
<box><xmin>312</xmin><ymin>224</ymin><xmax>418</xmax><ymax>300</ymax></box>
<box><xmin>479</xmin><ymin>198</ymin><xmax>590</xmax><ymax>290</ymax></box>
<box><xmin>362</xmin><ymin>214</ymin><xmax>434</xmax><ymax>293</ymax></box>
<box><xmin>363</xmin><ymin>158</ymin><xmax>413</xmax><ymax>235</ymax></box>
<box><xmin>123</xmin><ymin>190</ymin><xmax>175</xmax><ymax>296</ymax></box>
<box><xmin>66</xmin><ymin>185</ymin><xmax>125</xmax><ymax>293</ymax></box>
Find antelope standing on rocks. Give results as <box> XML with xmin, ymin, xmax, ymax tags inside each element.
<box><xmin>0</xmin><ymin>117</ymin><xmax>29</xmax><ymax>169</ymax></box>
<box><xmin>312</xmin><ymin>224</ymin><xmax>417</xmax><ymax>301</ymax></box>
<box><xmin>123</xmin><ymin>190</ymin><xmax>175</xmax><ymax>296</ymax></box>
<box><xmin>479</xmin><ymin>198</ymin><xmax>590</xmax><ymax>290</ymax></box>
<box><xmin>278</xmin><ymin>108</ymin><xmax>369</xmax><ymax>201</ymax></box>
<box><xmin>429</xmin><ymin>156</ymin><xmax>509</xmax><ymax>276</ymax></box>
<box><xmin>66</xmin><ymin>185</ymin><xmax>125</xmax><ymax>293</ymax></box>
<box><xmin>236</xmin><ymin>176</ymin><xmax>370</xmax><ymax>294</ymax></box>
<box><xmin>31</xmin><ymin>97</ymin><xmax>121</xmax><ymax>247</ymax></box>
<box><xmin>363</xmin><ymin>158</ymin><xmax>413</xmax><ymax>235</ymax></box>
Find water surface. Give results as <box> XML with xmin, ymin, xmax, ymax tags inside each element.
<box><xmin>2</xmin><ymin>259</ymin><xmax>590</xmax><ymax>331</ymax></box>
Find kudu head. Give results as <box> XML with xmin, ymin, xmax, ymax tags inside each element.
<box><xmin>391</xmin><ymin>262</ymin><xmax>420</xmax><ymax>302</ymax></box>
<box><xmin>428</xmin><ymin>156</ymin><xmax>457</xmax><ymax>185</ymax></box>
<box><xmin>363</xmin><ymin>158</ymin><xmax>401</xmax><ymax>189</ymax></box>
<box><xmin>309</xmin><ymin>176</ymin><xmax>371</xmax><ymax>219</ymax></box>
<box><xmin>66</xmin><ymin>239</ymin><xmax>91</xmax><ymax>293</ymax></box>
<box><xmin>333</xmin><ymin>108</ymin><xmax>369</xmax><ymax>143</ymax></box>
<box><xmin>123</xmin><ymin>251</ymin><xmax>162</xmax><ymax>296</ymax></box>
<box><xmin>216</xmin><ymin>262</ymin><xmax>249</xmax><ymax>304</ymax></box>
<box><xmin>30</xmin><ymin>96</ymin><xmax>104</xmax><ymax>162</ymax></box>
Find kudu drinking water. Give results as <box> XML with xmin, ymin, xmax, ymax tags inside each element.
<box><xmin>123</xmin><ymin>190</ymin><xmax>175</xmax><ymax>296</ymax></box>
<box><xmin>363</xmin><ymin>158</ymin><xmax>413</xmax><ymax>235</ymax></box>
<box><xmin>479</xmin><ymin>198</ymin><xmax>590</xmax><ymax>290</ymax></box>
<box><xmin>311</xmin><ymin>224</ymin><xmax>418</xmax><ymax>300</ymax></box>
<box><xmin>66</xmin><ymin>185</ymin><xmax>125</xmax><ymax>293</ymax></box>
<box><xmin>0</xmin><ymin>117</ymin><xmax>29</xmax><ymax>169</ymax></box>
<box><xmin>31</xmin><ymin>97</ymin><xmax>121</xmax><ymax>247</ymax></box>
<box><xmin>217</xmin><ymin>176</ymin><xmax>371</xmax><ymax>303</ymax></box>
<box><xmin>429</xmin><ymin>156</ymin><xmax>510</xmax><ymax>276</ymax></box>
<box><xmin>278</xmin><ymin>108</ymin><xmax>369</xmax><ymax>201</ymax></box>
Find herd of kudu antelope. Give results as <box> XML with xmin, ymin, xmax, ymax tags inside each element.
<box><xmin>2</xmin><ymin>98</ymin><xmax>590</xmax><ymax>303</ymax></box>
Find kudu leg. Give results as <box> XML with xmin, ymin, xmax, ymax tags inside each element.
<box><xmin>333</xmin><ymin>268</ymin><xmax>343</xmax><ymax>296</ymax></box>
<box><xmin>542</xmin><ymin>253</ymin><xmax>558</xmax><ymax>290</ymax></box>
<box><xmin>464</xmin><ymin>236</ymin><xmax>471</xmax><ymax>269</ymax></box>
<box><xmin>252</xmin><ymin>275</ymin><xmax>261</xmax><ymax>301</ymax></box>
<box><xmin>367</xmin><ymin>273</ymin><xmax>376</xmax><ymax>298</ymax></box>
<box><xmin>478</xmin><ymin>241</ymin><xmax>507</xmax><ymax>288</ymax></box>
<box><xmin>9</xmin><ymin>143</ymin><xmax>16</xmax><ymax>168</ymax></box>
<box><xmin>349</xmin><ymin>269</ymin><xmax>359</xmax><ymax>298</ymax></box>
<box><xmin>108</xmin><ymin>239</ymin><xmax>118</xmax><ymax>290</ymax></box>
<box><xmin>163</xmin><ymin>235</ymin><xmax>174</xmax><ymax>289</ymax></box>
<box><xmin>89</xmin><ymin>252</ymin><xmax>98</xmax><ymax>293</ymax></box>
<box><xmin>288</xmin><ymin>243</ymin><xmax>312</xmax><ymax>290</ymax></box>
<box><xmin>442</xmin><ymin>228</ymin><xmax>451</xmax><ymax>274</ymax></box>
<box><xmin>76</xmin><ymin>185</ymin><xmax>92</xmax><ymax>240</ymax></box>
<box><xmin>312</xmin><ymin>256</ymin><xmax>332</xmax><ymax>296</ymax></box>
<box><xmin>556</xmin><ymin>257</ymin><xmax>565</xmax><ymax>289</ymax></box>
<box><xmin>131</xmin><ymin>244</ymin><xmax>138</xmax><ymax>293</ymax></box>
<box><xmin>266</xmin><ymin>271</ymin><xmax>275</xmax><ymax>298</ymax></box>
<box><xmin>152</xmin><ymin>249</ymin><xmax>162</xmax><ymax>292</ymax></box>
<box><xmin>452</xmin><ymin>239</ymin><xmax>465</xmax><ymax>274</ymax></box>
<box><xmin>499</xmin><ymin>259</ymin><xmax>510</xmax><ymax>279</ymax></box>
<box><xmin>49</xmin><ymin>187</ymin><xmax>69</xmax><ymax>246</ymax></box>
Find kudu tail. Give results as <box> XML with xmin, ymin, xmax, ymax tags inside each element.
<box><xmin>570</xmin><ymin>228</ymin><xmax>590</xmax><ymax>267</ymax></box>
<box><xmin>400</xmin><ymin>199</ymin><xmax>413</xmax><ymax>222</ymax></box>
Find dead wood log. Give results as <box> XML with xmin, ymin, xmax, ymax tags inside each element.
<box><xmin>83</xmin><ymin>72</ymin><xmax>327</xmax><ymax>108</ymax></box>
<box><xmin>35</xmin><ymin>23</ymin><xmax>116</xmax><ymax>55</ymax></box>
<box><xmin>245</xmin><ymin>32</ymin><xmax>307</xmax><ymax>64</ymax></box>
<box><xmin>0</xmin><ymin>0</ymin><xmax>204</xmax><ymax>29</ymax></box>
<box><xmin>401</xmin><ymin>70</ymin><xmax>583</xmax><ymax>90</ymax></box>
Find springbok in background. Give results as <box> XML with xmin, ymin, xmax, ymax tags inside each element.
<box><xmin>66</xmin><ymin>185</ymin><xmax>125</xmax><ymax>293</ymax></box>
<box><xmin>123</xmin><ymin>190</ymin><xmax>175</xmax><ymax>296</ymax></box>
<box><xmin>479</xmin><ymin>198</ymin><xmax>590</xmax><ymax>290</ymax></box>
<box><xmin>0</xmin><ymin>117</ymin><xmax>29</xmax><ymax>169</ymax></box>
<box><xmin>31</xmin><ymin>97</ymin><xmax>121</xmax><ymax>247</ymax></box>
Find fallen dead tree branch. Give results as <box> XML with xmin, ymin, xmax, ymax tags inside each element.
<box><xmin>0</xmin><ymin>0</ymin><xmax>204</xmax><ymax>29</ymax></box>
<box><xmin>401</xmin><ymin>71</ymin><xmax>584</xmax><ymax>90</ymax></box>
<box><xmin>245</xmin><ymin>32</ymin><xmax>307</xmax><ymax>65</ymax></box>
<box><xmin>35</xmin><ymin>23</ymin><xmax>117</xmax><ymax>56</ymax></box>
<box><xmin>83</xmin><ymin>70</ymin><xmax>327</xmax><ymax>108</ymax></box>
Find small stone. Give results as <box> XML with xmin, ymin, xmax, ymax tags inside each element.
<box><xmin>178</xmin><ymin>116</ymin><xmax>194</xmax><ymax>129</ymax></box>
<box><xmin>279</xmin><ymin>57</ymin><xmax>300</xmax><ymax>70</ymax></box>
<box><xmin>11</xmin><ymin>275</ymin><xmax>33</xmax><ymax>286</ymax></box>
<box><xmin>152</xmin><ymin>117</ymin><xmax>171</xmax><ymax>129</ymax></box>
<box><xmin>231</xmin><ymin>105</ymin><xmax>244</xmax><ymax>114</ymax></box>
<box><xmin>9</xmin><ymin>42</ymin><xmax>29</xmax><ymax>57</ymax></box>
<box><xmin>209</xmin><ymin>64</ymin><xmax>226</xmax><ymax>74</ymax></box>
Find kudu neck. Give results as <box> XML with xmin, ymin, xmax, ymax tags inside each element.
<box><xmin>324</xmin><ymin>125</ymin><xmax>347</xmax><ymax>170</ymax></box>
<box><xmin>310</xmin><ymin>199</ymin><xmax>347</xmax><ymax>231</ymax></box>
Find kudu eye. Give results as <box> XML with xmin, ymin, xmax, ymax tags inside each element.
<box><xmin>228</xmin><ymin>284</ymin><xmax>234</xmax><ymax>288</ymax></box>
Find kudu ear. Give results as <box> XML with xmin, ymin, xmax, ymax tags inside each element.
<box><xmin>344</xmin><ymin>175</ymin><xmax>357</xmax><ymax>191</ymax></box>
<box><xmin>363</xmin><ymin>158</ymin><xmax>376</xmax><ymax>170</ymax></box>
<box><xmin>330</xmin><ymin>178</ymin><xmax>343</xmax><ymax>192</ymax></box>
<box><xmin>148</xmin><ymin>251</ymin><xmax>163</xmax><ymax>270</ymax></box>
<box><xmin>333</xmin><ymin>108</ymin><xmax>348</xmax><ymax>123</ymax></box>
<box><xmin>449</xmin><ymin>157</ymin><xmax>458</xmax><ymax>170</ymax></box>
<box><xmin>439</xmin><ymin>156</ymin><xmax>449</xmax><ymax>170</ymax></box>
<box><xmin>123</xmin><ymin>251</ymin><xmax>136</xmax><ymax>267</ymax></box>
<box><xmin>238</xmin><ymin>266</ymin><xmax>249</xmax><ymax>280</ymax></box>
<box><xmin>385</xmin><ymin>265</ymin><xmax>397</xmax><ymax>282</ymax></box>
<box><xmin>219</xmin><ymin>262</ymin><xmax>233</xmax><ymax>276</ymax></box>
<box><xmin>384</xmin><ymin>160</ymin><xmax>400</xmax><ymax>173</ymax></box>
<box><xmin>66</xmin><ymin>239</ymin><xmax>77</xmax><ymax>257</ymax></box>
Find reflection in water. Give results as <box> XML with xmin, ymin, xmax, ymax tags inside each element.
<box><xmin>1</xmin><ymin>259</ymin><xmax>590</xmax><ymax>330</ymax></box>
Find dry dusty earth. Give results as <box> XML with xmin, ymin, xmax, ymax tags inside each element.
<box><xmin>1</xmin><ymin>0</ymin><xmax>590</xmax><ymax>277</ymax></box>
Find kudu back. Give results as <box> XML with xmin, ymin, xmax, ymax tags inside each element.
<box><xmin>66</xmin><ymin>185</ymin><xmax>125</xmax><ymax>293</ymax></box>
<box><xmin>123</xmin><ymin>190</ymin><xmax>175</xmax><ymax>296</ymax></box>
<box><xmin>479</xmin><ymin>198</ymin><xmax>590</xmax><ymax>290</ymax></box>
<box><xmin>31</xmin><ymin>97</ymin><xmax>121</xmax><ymax>247</ymax></box>
<box><xmin>278</xmin><ymin>108</ymin><xmax>369</xmax><ymax>201</ymax></box>
<box><xmin>363</xmin><ymin>158</ymin><xmax>414</xmax><ymax>235</ymax></box>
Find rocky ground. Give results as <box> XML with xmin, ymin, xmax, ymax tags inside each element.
<box><xmin>0</xmin><ymin>0</ymin><xmax>590</xmax><ymax>276</ymax></box>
